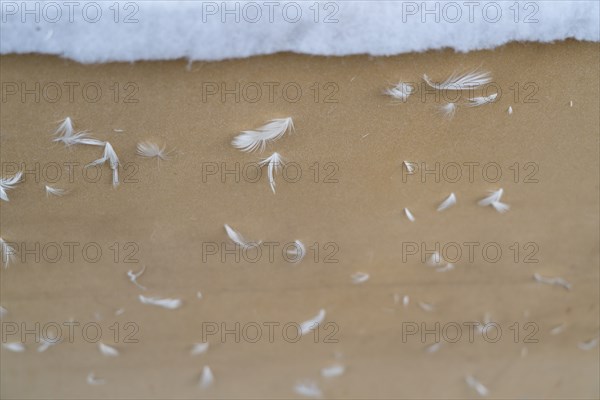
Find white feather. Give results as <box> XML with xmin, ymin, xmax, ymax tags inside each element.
<box><xmin>87</xmin><ymin>372</ymin><xmax>105</xmax><ymax>385</ymax></box>
<box><xmin>403</xmin><ymin>161</ymin><xmax>417</xmax><ymax>174</ymax></box>
<box><xmin>425</xmin><ymin>342</ymin><xmax>442</xmax><ymax>353</ymax></box>
<box><xmin>439</xmin><ymin>102</ymin><xmax>457</xmax><ymax>119</ymax></box>
<box><xmin>190</xmin><ymin>342</ymin><xmax>209</xmax><ymax>356</ymax></box>
<box><xmin>533</xmin><ymin>273</ymin><xmax>572</xmax><ymax>290</ymax></box>
<box><xmin>0</xmin><ymin>237</ymin><xmax>16</xmax><ymax>268</ymax></box>
<box><xmin>424</xmin><ymin>70</ymin><xmax>492</xmax><ymax>90</ymax></box>
<box><xmin>300</xmin><ymin>309</ymin><xmax>326</xmax><ymax>336</ymax></box>
<box><xmin>418</xmin><ymin>301</ymin><xmax>435</xmax><ymax>312</ymax></box>
<box><xmin>127</xmin><ymin>265</ymin><xmax>147</xmax><ymax>290</ymax></box>
<box><xmin>404</xmin><ymin>207</ymin><xmax>415</xmax><ymax>222</ymax></box>
<box><xmin>232</xmin><ymin>117</ymin><xmax>294</xmax><ymax>153</ymax></box>
<box><xmin>0</xmin><ymin>171</ymin><xmax>23</xmax><ymax>202</ymax></box>
<box><xmin>87</xmin><ymin>142</ymin><xmax>120</xmax><ymax>187</ymax></box>
<box><xmin>54</xmin><ymin>117</ymin><xmax>74</xmax><ymax>137</ymax></box>
<box><xmin>478</xmin><ymin>189</ymin><xmax>504</xmax><ymax>207</ymax></box>
<box><xmin>508</xmin><ymin>106</ymin><xmax>513</xmax><ymax>114</ymax></box>
<box><xmin>52</xmin><ymin>118</ymin><xmax>104</xmax><ymax>147</ymax></box>
<box><xmin>436</xmin><ymin>263</ymin><xmax>455</xmax><ymax>272</ymax></box>
<box><xmin>0</xmin><ymin>306</ymin><xmax>6</xmax><ymax>318</ymax></box>
<box><xmin>137</xmin><ymin>141</ymin><xmax>170</xmax><ymax>160</ymax></box>
<box><xmin>465</xmin><ymin>374</ymin><xmax>489</xmax><ymax>397</ymax></box>
<box><xmin>139</xmin><ymin>295</ymin><xmax>182</xmax><ymax>309</ymax></box>
<box><xmin>578</xmin><ymin>337</ymin><xmax>599</xmax><ymax>351</ymax></box>
<box><xmin>224</xmin><ymin>224</ymin><xmax>261</xmax><ymax>248</ymax></box>
<box><xmin>467</xmin><ymin>93</ymin><xmax>498</xmax><ymax>107</ymax></box>
<box><xmin>320</xmin><ymin>364</ymin><xmax>345</xmax><ymax>378</ymax></box>
<box><xmin>351</xmin><ymin>272</ymin><xmax>370</xmax><ymax>284</ymax></box>
<box><xmin>491</xmin><ymin>201</ymin><xmax>510</xmax><ymax>213</ymax></box>
<box><xmin>427</xmin><ymin>251</ymin><xmax>443</xmax><ymax>267</ymax></box>
<box><xmin>403</xmin><ymin>295</ymin><xmax>410</xmax><ymax>307</ymax></box>
<box><xmin>45</xmin><ymin>185</ymin><xmax>67</xmax><ymax>197</ymax></box>
<box><xmin>259</xmin><ymin>152</ymin><xmax>285</xmax><ymax>194</ymax></box>
<box><xmin>437</xmin><ymin>193</ymin><xmax>457</xmax><ymax>211</ymax></box>
<box><xmin>294</xmin><ymin>381</ymin><xmax>322</xmax><ymax>398</ymax></box>
<box><xmin>550</xmin><ymin>323</ymin><xmax>567</xmax><ymax>335</ymax></box>
<box><xmin>37</xmin><ymin>338</ymin><xmax>60</xmax><ymax>352</ymax></box>
<box><xmin>385</xmin><ymin>82</ymin><xmax>413</xmax><ymax>101</ymax></box>
<box><xmin>98</xmin><ymin>342</ymin><xmax>119</xmax><ymax>357</ymax></box>
<box><xmin>287</xmin><ymin>240</ymin><xmax>306</xmax><ymax>263</ymax></box>
<box><xmin>199</xmin><ymin>366</ymin><xmax>214</xmax><ymax>388</ymax></box>
<box><xmin>3</xmin><ymin>342</ymin><xmax>25</xmax><ymax>352</ymax></box>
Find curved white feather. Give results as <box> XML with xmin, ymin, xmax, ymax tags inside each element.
<box><xmin>232</xmin><ymin>117</ymin><xmax>294</xmax><ymax>153</ymax></box>
<box><xmin>424</xmin><ymin>70</ymin><xmax>491</xmax><ymax>90</ymax></box>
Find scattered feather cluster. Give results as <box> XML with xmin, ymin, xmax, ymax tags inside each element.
<box><xmin>53</xmin><ymin>117</ymin><xmax>105</xmax><ymax>147</ymax></box>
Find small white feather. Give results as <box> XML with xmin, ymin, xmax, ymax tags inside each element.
<box><xmin>550</xmin><ymin>323</ymin><xmax>567</xmax><ymax>335</ymax></box>
<box><xmin>437</xmin><ymin>193</ymin><xmax>457</xmax><ymax>211</ymax></box>
<box><xmin>533</xmin><ymin>273</ymin><xmax>572</xmax><ymax>290</ymax></box>
<box><xmin>491</xmin><ymin>201</ymin><xmax>510</xmax><ymax>213</ymax></box>
<box><xmin>287</xmin><ymin>240</ymin><xmax>306</xmax><ymax>263</ymax></box>
<box><xmin>139</xmin><ymin>295</ymin><xmax>182</xmax><ymax>309</ymax></box>
<box><xmin>88</xmin><ymin>142</ymin><xmax>120</xmax><ymax>187</ymax></box>
<box><xmin>404</xmin><ymin>208</ymin><xmax>415</xmax><ymax>222</ymax></box>
<box><xmin>425</xmin><ymin>342</ymin><xmax>442</xmax><ymax>354</ymax></box>
<box><xmin>190</xmin><ymin>342</ymin><xmax>209</xmax><ymax>356</ymax></box>
<box><xmin>199</xmin><ymin>365</ymin><xmax>214</xmax><ymax>388</ymax></box>
<box><xmin>0</xmin><ymin>237</ymin><xmax>17</xmax><ymax>268</ymax></box>
<box><xmin>0</xmin><ymin>306</ymin><xmax>6</xmax><ymax>318</ymax></box>
<box><xmin>385</xmin><ymin>82</ymin><xmax>413</xmax><ymax>101</ymax></box>
<box><xmin>465</xmin><ymin>374</ymin><xmax>489</xmax><ymax>397</ymax></box>
<box><xmin>436</xmin><ymin>263</ymin><xmax>455</xmax><ymax>272</ymax></box>
<box><xmin>98</xmin><ymin>342</ymin><xmax>119</xmax><ymax>357</ymax></box>
<box><xmin>0</xmin><ymin>171</ymin><xmax>23</xmax><ymax>202</ymax></box>
<box><xmin>87</xmin><ymin>372</ymin><xmax>105</xmax><ymax>385</ymax></box>
<box><xmin>467</xmin><ymin>93</ymin><xmax>498</xmax><ymax>107</ymax></box>
<box><xmin>3</xmin><ymin>342</ymin><xmax>25</xmax><ymax>352</ymax></box>
<box><xmin>478</xmin><ymin>189</ymin><xmax>505</xmax><ymax>208</ymax></box>
<box><xmin>45</xmin><ymin>185</ymin><xmax>67</xmax><ymax>197</ymax></box>
<box><xmin>321</xmin><ymin>364</ymin><xmax>345</xmax><ymax>378</ymax></box>
<box><xmin>424</xmin><ymin>70</ymin><xmax>492</xmax><ymax>90</ymax></box>
<box><xmin>294</xmin><ymin>381</ymin><xmax>322</xmax><ymax>398</ymax></box>
<box><xmin>578</xmin><ymin>337</ymin><xmax>599</xmax><ymax>351</ymax></box>
<box><xmin>418</xmin><ymin>301</ymin><xmax>435</xmax><ymax>312</ymax></box>
<box><xmin>232</xmin><ymin>117</ymin><xmax>294</xmax><ymax>153</ymax></box>
<box><xmin>259</xmin><ymin>152</ymin><xmax>285</xmax><ymax>194</ymax></box>
<box><xmin>439</xmin><ymin>102</ymin><xmax>457</xmax><ymax>119</ymax></box>
<box><xmin>403</xmin><ymin>161</ymin><xmax>417</xmax><ymax>174</ymax></box>
<box><xmin>403</xmin><ymin>295</ymin><xmax>410</xmax><ymax>307</ymax></box>
<box><xmin>136</xmin><ymin>141</ymin><xmax>170</xmax><ymax>160</ymax></box>
<box><xmin>508</xmin><ymin>106</ymin><xmax>513</xmax><ymax>114</ymax></box>
<box><xmin>351</xmin><ymin>272</ymin><xmax>370</xmax><ymax>284</ymax></box>
<box><xmin>127</xmin><ymin>265</ymin><xmax>147</xmax><ymax>290</ymax></box>
<box><xmin>224</xmin><ymin>224</ymin><xmax>261</xmax><ymax>249</ymax></box>
<box><xmin>300</xmin><ymin>309</ymin><xmax>326</xmax><ymax>336</ymax></box>
<box><xmin>37</xmin><ymin>338</ymin><xmax>60</xmax><ymax>353</ymax></box>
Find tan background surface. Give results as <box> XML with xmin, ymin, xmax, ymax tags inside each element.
<box><xmin>0</xmin><ymin>40</ymin><xmax>599</xmax><ymax>399</ymax></box>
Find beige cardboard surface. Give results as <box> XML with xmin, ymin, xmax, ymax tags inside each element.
<box><xmin>0</xmin><ymin>40</ymin><xmax>599</xmax><ymax>399</ymax></box>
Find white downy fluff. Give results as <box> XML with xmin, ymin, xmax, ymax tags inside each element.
<box><xmin>127</xmin><ymin>265</ymin><xmax>147</xmax><ymax>290</ymax></box>
<box><xmin>199</xmin><ymin>366</ymin><xmax>214</xmax><ymax>389</ymax></box>
<box><xmin>533</xmin><ymin>273</ymin><xmax>572</xmax><ymax>290</ymax></box>
<box><xmin>259</xmin><ymin>152</ymin><xmax>285</xmax><ymax>194</ymax></box>
<box><xmin>88</xmin><ymin>142</ymin><xmax>120</xmax><ymax>187</ymax></box>
<box><xmin>190</xmin><ymin>342</ymin><xmax>209</xmax><ymax>356</ymax></box>
<box><xmin>0</xmin><ymin>306</ymin><xmax>6</xmax><ymax>318</ymax></box>
<box><xmin>508</xmin><ymin>106</ymin><xmax>513</xmax><ymax>115</ymax></box>
<box><xmin>418</xmin><ymin>302</ymin><xmax>435</xmax><ymax>312</ymax></box>
<box><xmin>2</xmin><ymin>342</ymin><xmax>25</xmax><ymax>352</ymax></box>
<box><xmin>139</xmin><ymin>295</ymin><xmax>182</xmax><ymax>309</ymax></box>
<box><xmin>286</xmin><ymin>240</ymin><xmax>306</xmax><ymax>263</ymax></box>
<box><xmin>45</xmin><ymin>185</ymin><xmax>67</xmax><ymax>197</ymax></box>
<box><xmin>224</xmin><ymin>224</ymin><xmax>261</xmax><ymax>249</ymax></box>
<box><xmin>294</xmin><ymin>381</ymin><xmax>322</xmax><ymax>398</ymax></box>
<box><xmin>424</xmin><ymin>70</ymin><xmax>492</xmax><ymax>90</ymax></box>
<box><xmin>437</xmin><ymin>193</ymin><xmax>457</xmax><ymax>211</ymax></box>
<box><xmin>403</xmin><ymin>161</ymin><xmax>417</xmax><ymax>174</ymax></box>
<box><xmin>136</xmin><ymin>141</ymin><xmax>170</xmax><ymax>160</ymax></box>
<box><xmin>385</xmin><ymin>82</ymin><xmax>413</xmax><ymax>101</ymax></box>
<box><xmin>404</xmin><ymin>208</ymin><xmax>415</xmax><ymax>222</ymax></box>
<box><xmin>98</xmin><ymin>342</ymin><xmax>119</xmax><ymax>357</ymax></box>
<box><xmin>351</xmin><ymin>272</ymin><xmax>370</xmax><ymax>284</ymax></box>
<box><xmin>403</xmin><ymin>295</ymin><xmax>410</xmax><ymax>307</ymax></box>
<box><xmin>232</xmin><ymin>117</ymin><xmax>294</xmax><ymax>153</ymax></box>
<box><xmin>578</xmin><ymin>337</ymin><xmax>599</xmax><ymax>351</ymax></box>
<box><xmin>0</xmin><ymin>171</ymin><xmax>22</xmax><ymax>201</ymax></box>
<box><xmin>439</xmin><ymin>102</ymin><xmax>457</xmax><ymax>119</ymax></box>
<box><xmin>196</xmin><ymin>291</ymin><xmax>203</xmax><ymax>299</ymax></box>
<box><xmin>300</xmin><ymin>309</ymin><xmax>326</xmax><ymax>336</ymax></box>
<box><xmin>37</xmin><ymin>338</ymin><xmax>60</xmax><ymax>352</ymax></box>
<box><xmin>87</xmin><ymin>372</ymin><xmax>105</xmax><ymax>385</ymax></box>
<box><xmin>467</xmin><ymin>93</ymin><xmax>498</xmax><ymax>107</ymax></box>
<box><xmin>321</xmin><ymin>364</ymin><xmax>345</xmax><ymax>378</ymax></box>
<box><xmin>550</xmin><ymin>323</ymin><xmax>567</xmax><ymax>335</ymax></box>
<box><xmin>465</xmin><ymin>374</ymin><xmax>490</xmax><ymax>397</ymax></box>
<box><xmin>425</xmin><ymin>342</ymin><xmax>443</xmax><ymax>354</ymax></box>
<box><xmin>0</xmin><ymin>238</ymin><xmax>16</xmax><ymax>268</ymax></box>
